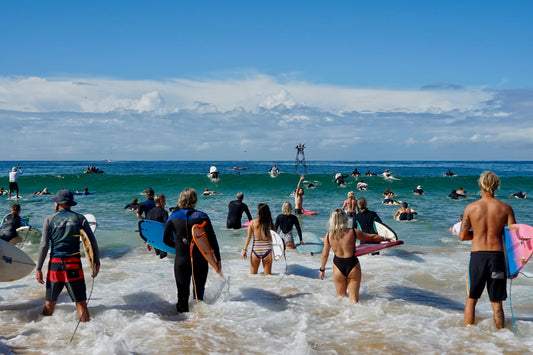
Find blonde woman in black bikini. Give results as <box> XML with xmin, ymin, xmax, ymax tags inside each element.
<box><xmin>242</xmin><ymin>204</ymin><xmax>275</xmax><ymax>275</ymax></box>
<box><xmin>319</xmin><ymin>209</ymin><xmax>391</xmax><ymax>303</ymax></box>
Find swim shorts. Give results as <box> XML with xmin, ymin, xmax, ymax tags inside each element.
<box><xmin>467</xmin><ymin>251</ymin><xmax>507</xmax><ymax>302</ymax></box>
<box><xmin>294</xmin><ymin>209</ymin><xmax>303</xmax><ymax>215</ymax></box>
<box><xmin>9</xmin><ymin>182</ymin><xmax>18</xmax><ymax>190</ymax></box>
<box><xmin>46</xmin><ymin>257</ymin><xmax>87</xmax><ymax>302</ymax></box>
<box><xmin>279</xmin><ymin>231</ymin><xmax>294</xmax><ymax>244</ymax></box>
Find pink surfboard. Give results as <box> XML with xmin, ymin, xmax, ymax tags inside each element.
<box><xmin>302</xmin><ymin>209</ymin><xmax>317</xmax><ymax>215</ymax></box>
<box><xmin>504</xmin><ymin>224</ymin><xmax>533</xmax><ymax>277</ymax></box>
<box><xmin>243</xmin><ymin>220</ymin><xmax>250</xmax><ymax>229</ymax></box>
<box><xmin>355</xmin><ymin>240</ymin><xmax>404</xmax><ymax>257</ymax></box>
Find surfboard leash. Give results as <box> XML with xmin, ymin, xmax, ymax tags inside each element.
<box><xmin>509</xmin><ymin>272</ymin><xmax>533</xmax><ymax>335</ymax></box>
<box><xmin>69</xmin><ymin>273</ymin><xmax>95</xmax><ymax>343</ymax></box>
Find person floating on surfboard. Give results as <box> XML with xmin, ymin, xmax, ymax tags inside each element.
<box><xmin>459</xmin><ymin>171</ymin><xmax>516</xmax><ymax>329</ymax></box>
<box><xmin>35</xmin><ymin>189</ymin><xmax>100</xmax><ymax>322</ymax></box>
<box><xmin>163</xmin><ymin>188</ymin><xmax>221</xmax><ymax>314</ymax></box>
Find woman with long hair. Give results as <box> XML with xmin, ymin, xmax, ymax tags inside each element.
<box><xmin>319</xmin><ymin>209</ymin><xmax>391</xmax><ymax>303</ymax></box>
<box><xmin>242</xmin><ymin>203</ymin><xmax>275</xmax><ymax>275</ymax></box>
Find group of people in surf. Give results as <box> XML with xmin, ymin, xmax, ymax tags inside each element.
<box><xmin>84</xmin><ymin>165</ymin><xmax>104</xmax><ymax>174</ymax></box>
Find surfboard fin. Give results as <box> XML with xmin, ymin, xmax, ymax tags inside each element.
<box><xmin>507</xmin><ymin>226</ymin><xmax>519</xmax><ymax>230</ymax></box>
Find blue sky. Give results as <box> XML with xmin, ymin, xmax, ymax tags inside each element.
<box><xmin>1</xmin><ymin>1</ymin><xmax>532</xmax><ymax>161</ymax></box>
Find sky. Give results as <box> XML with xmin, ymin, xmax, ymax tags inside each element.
<box><xmin>0</xmin><ymin>1</ymin><xmax>532</xmax><ymax>161</ymax></box>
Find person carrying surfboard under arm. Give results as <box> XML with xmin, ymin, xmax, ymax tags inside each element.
<box><xmin>319</xmin><ymin>209</ymin><xmax>393</xmax><ymax>304</ymax></box>
<box><xmin>459</xmin><ymin>171</ymin><xmax>516</xmax><ymax>329</ymax></box>
<box><xmin>163</xmin><ymin>188</ymin><xmax>221</xmax><ymax>314</ymax></box>
<box><xmin>35</xmin><ymin>189</ymin><xmax>100</xmax><ymax>322</ymax></box>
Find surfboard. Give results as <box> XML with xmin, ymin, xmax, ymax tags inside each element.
<box><xmin>243</xmin><ymin>220</ymin><xmax>250</xmax><ymax>229</ymax></box>
<box><xmin>504</xmin><ymin>224</ymin><xmax>533</xmax><ymax>277</ymax></box>
<box><xmin>84</xmin><ymin>214</ymin><xmax>97</xmax><ymax>233</ymax></box>
<box><xmin>302</xmin><ymin>209</ymin><xmax>317</xmax><ymax>215</ymax></box>
<box><xmin>12</xmin><ymin>226</ymin><xmax>41</xmax><ymax>245</ymax></box>
<box><xmin>79</xmin><ymin>229</ymin><xmax>96</xmax><ymax>277</ymax></box>
<box><xmin>7</xmin><ymin>195</ymin><xmax>23</xmax><ymax>200</ymax></box>
<box><xmin>192</xmin><ymin>221</ymin><xmax>221</xmax><ymax>274</ymax></box>
<box><xmin>0</xmin><ymin>239</ymin><xmax>35</xmax><ymax>282</ymax></box>
<box><xmin>271</xmin><ymin>230</ymin><xmax>284</xmax><ymax>261</ymax></box>
<box><xmin>355</xmin><ymin>240</ymin><xmax>404</xmax><ymax>257</ymax></box>
<box><xmin>374</xmin><ymin>221</ymin><xmax>398</xmax><ymax>241</ymax></box>
<box><xmin>296</xmin><ymin>231</ymin><xmax>323</xmax><ymax>254</ymax></box>
<box><xmin>138</xmin><ymin>220</ymin><xmax>176</xmax><ymax>255</ymax></box>
<box><xmin>73</xmin><ymin>191</ymin><xmax>96</xmax><ymax>195</ymax></box>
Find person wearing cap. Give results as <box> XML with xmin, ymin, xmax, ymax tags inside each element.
<box><xmin>8</xmin><ymin>165</ymin><xmax>22</xmax><ymax>199</ymax></box>
<box><xmin>226</xmin><ymin>192</ymin><xmax>252</xmax><ymax>229</ymax></box>
<box><xmin>137</xmin><ymin>188</ymin><xmax>156</xmax><ymax>220</ymax></box>
<box><xmin>35</xmin><ymin>189</ymin><xmax>100</xmax><ymax>322</ymax></box>
<box><xmin>413</xmin><ymin>185</ymin><xmax>425</xmax><ymax>195</ymax></box>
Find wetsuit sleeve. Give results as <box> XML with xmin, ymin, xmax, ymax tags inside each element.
<box><xmin>244</xmin><ymin>204</ymin><xmax>252</xmax><ymax>221</ymax></box>
<box><xmin>293</xmin><ymin>215</ymin><xmax>303</xmax><ymax>241</ymax></box>
<box><xmin>373</xmin><ymin>212</ymin><xmax>382</xmax><ymax>223</ymax></box>
<box><xmin>274</xmin><ymin>215</ymin><xmax>281</xmax><ymax>231</ymax></box>
<box><xmin>81</xmin><ymin>216</ymin><xmax>100</xmax><ymax>266</ymax></box>
<box><xmin>36</xmin><ymin>216</ymin><xmax>52</xmax><ymax>270</ymax></box>
<box><xmin>205</xmin><ymin>218</ymin><xmax>221</xmax><ymax>261</ymax></box>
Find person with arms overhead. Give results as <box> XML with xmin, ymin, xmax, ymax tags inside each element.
<box><xmin>459</xmin><ymin>171</ymin><xmax>516</xmax><ymax>329</ymax></box>
<box><xmin>242</xmin><ymin>203</ymin><xmax>275</xmax><ymax>275</ymax></box>
<box><xmin>275</xmin><ymin>201</ymin><xmax>304</xmax><ymax>249</ymax></box>
<box><xmin>294</xmin><ymin>175</ymin><xmax>305</xmax><ymax>215</ymax></box>
<box><xmin>163</xmin><ymin>188</ymin><xmax>221</xmax><ymax>313</ymax></box>
<box><xmin>35</xmin><ymin>189</ymin><xmax>100</xmax><ymax>322</ymax></box>
<box><xmin>319</xmin><ymin>209</ymin><xmax>392</xmax><ymax>303</ymax></box>
<box><xmin>226</xmin><ymin>192</ymin><xmax>252</xmax><ymax>229</ymax></box>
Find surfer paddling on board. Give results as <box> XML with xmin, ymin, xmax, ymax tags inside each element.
<box><xmin>294</xmin><ymin>175</ymin><xmax>305</xmax><ymax>215</ymax></box>
<box><xmin>459</xmin><ymin>171</ymin><xmax>516</xmax><ymax>329</ymax></box>
<box><xmin>163</xmin><ymin>188</ymin><xmax>221</xmax><ymax>314</ymax></box>
<box><xmin>35</xmin><ymin>189</ymin><xmax>100</xmax><ymax>322</ymax></box>
<box><xmin>319</xmin><ymin>209</ymin><xmax>393</xmax><ymax>303</ymax></box>
<box><xmin>242</xmin><ymin>203</ymin><xmax>275</xmax><ymax>275</ymax></box>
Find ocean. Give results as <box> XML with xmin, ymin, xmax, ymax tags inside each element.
<box><xmin>1</xmin><ymin>160</ymin><xmax>532</xmax><ymax>354</ymax></box>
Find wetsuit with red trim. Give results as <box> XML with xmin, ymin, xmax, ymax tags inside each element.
<box><xmin>36</xmin><ymin>209</ymin><xmax>100</xmax><ymax>302</ymax></box>
<box><xmin>163</xmin><ymin>208</ymin><xmax>220</xmax><ymax>313</ymax></box>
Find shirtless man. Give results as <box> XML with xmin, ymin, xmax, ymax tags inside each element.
<box><xmin>393</xmin><ymin>202</ymin><xmax>417</xmax><ymax>221</ymax></box>
<box><xmin>294</xmin><ymin>175</ymin><xmax>305</xmax><ymax>215</ymax></box>
<box><xmin>342</xmin><ymin>191</ymin><xmax>357</xmax><ymax>217</ymax></box>
<box><xmin>459</xmin><ymin>171</ymin><xmax>516</xmax><ymax>329</ymax></box>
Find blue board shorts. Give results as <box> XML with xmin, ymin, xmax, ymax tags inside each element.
<box><xmin>467</xmin><ymin>251</ymin><xmax>507</xmax><ymax>302</ymax></box>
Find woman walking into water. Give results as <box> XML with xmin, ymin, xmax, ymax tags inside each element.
<box><xmin>274</xmin><ymin>201</ymin><xmax>303</xmax><ymax>249</ymax></box>
<box><xmin>319</xmin><ymin>209</ymin><xmax>392</xmax><ymax>303</ymax></box>
<box><xmin>242</xmin><ymin>204</ymin><xmax>275</xmax><ymax>275</ymax></box>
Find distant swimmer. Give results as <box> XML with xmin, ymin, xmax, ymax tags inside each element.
<box><xmin>269</xmin><ymin>164</ymin><xmax>280</xmax><ymax>177</ymax></box>
<box><xmin>445</xmin><ymin>169</ymin><xmax>456</xmax><ymax>177</ymax></box>
<box><xmin>382</xmin><ymin>196</ymin><xmax>401</xmax><ymax>205</ymax></box>
<box><xmin>449</xmin><ymin>189</ymin><xmax>466</xmax><ymax>200</ymax></box>
<box><xmin>351</xmin><ymin>168</ymin><xmax>361</xmax><ymax>178</ymax></box>
<box><xmin>456</xmin><ymin>187</ymin><xmax>467</xmax><ymax>196</ymax></box>
<box><xmin>356</xmin><ymin>180</ymin><xmax>368</xmax><ymax>191</ymax></box>
<box><xmin>383</xmin><ymin>188</ymin><xmax>395</xmax><ymax>198</ymax></box>
<box><xmin>33</xmin><ymin>187</ymin><xmax>52</xmax><ymax>195</ymax></box>
<box><xmin>342</xmin><ymin>191</ymin><xmax>357</xmax><ymax>218</ymax></box>
<box><xmin>365</xmin><ymin>170</ymin><xmax>377</xmax><ymax>176</ymax></box>
<box><xmin>203</xmin><ymin>188</ymin><xmax>220</xmax><ymax>196</ymax></box>
<box><xmin>124</xmin><ymin>197</ymin><xmax>139</xmax><ymax>211</ymax></box>
<box><xmin>207</xmin><ymin>166</ymin><xmax>220</xmax><ymax>181</ymax></box>
<box><xmin>382</xmin><ymin>169</ymin><xmax>393</xmax><ymax>178</ymax></box>
<box><xmin>393</xmin><ymin>202</ymin><xmax>417</xmax><ymax>221</ymax></box>
<box><xmin>509</xmin><ymin>190</ymin><xmax>527</xmax><ymax>199</ymax></box>
<box><xmin>412</xmin><ymin>185</ymin><xmax>424</xmax><ymax>195</ymax></box>
<box><xmin>334</xmin><ymin>173</ymin><xmax>349</xmax><ymax>187</ymax></box>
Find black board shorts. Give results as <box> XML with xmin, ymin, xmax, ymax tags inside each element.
<box><xmin>467</xmin><ymin>251</ymin><xmax>507</xmax><ymax>302</ymax></box>
<box><xmin>46</xmin><ymin>257</ymin><xmax>86</xmax><ymax>302</ymax></box>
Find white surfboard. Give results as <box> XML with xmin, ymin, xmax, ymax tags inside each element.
<box><xmin>271</xmin><ymin>230</ymin><xmax>284</xmax><ymax>261</ymax></box>
<box><xmin>374</xmin><ymin>221</ymin><xmax>398</xmax><ymax>241</ymax></box>
<box><xmin>14</xmin><ymin>226</ymin><xmax>41</xmax><ymax>245</ymax></box>
<box><xmin>0</xmin><ymin>239</ymin><xmax>36</xmax><ymax>282</ymax></box>
<box><xmin>84</xmin><ymin>214</ymin><xmax>97</xmax><ymax>233</ymax></box>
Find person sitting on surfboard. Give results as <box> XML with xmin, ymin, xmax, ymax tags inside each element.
<box><xmin>393</xmin><ymin>202</ymin><xmax>417</xmax><ymax>221</ymax></box>
<box><xmin>459</xmin><ymin>171</ymin><xmax>516</xmax><ymax>329</ymax></box>
<box><xmin>163</xmin><ymin>188</ymin><xmax>221</xmax><ymax>314</ymax></box>
<box><xmin>35</xmin><ymin>189</ymin><xmax>100</xmax><ymax>322</ymax></box>
<box><xmin>275</xmin><ymin>201</ymin><xmax>304</xmax><ymax>249</ymax></box>
<box><xmin>242</xmin><ymin>203</ymin><xmax>275</xmax><ymax>275</ymax></box>
<box><xmin>294</xmin><ymin>175</ymin><xmax>305</xmax><ymax>215</ymax></box>
<box><xmin>0</xmin><ymin>204</ymin><xmax>29</xmax><ymax>243</ymax></box>
<box><xmin>319</xmin><ymin>209</ymin><xmax>392</xmax><ymax>304</ymax></box>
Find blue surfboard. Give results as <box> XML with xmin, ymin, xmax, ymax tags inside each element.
<box><xmin>296</xmin><ymin>231</ymin><xmax>323</xmax><ymax>254</ymax></box>
<box><xmin>138</xmin><ymin>220</ymin><xmax>175</xmax><ymax>255</ymax></box>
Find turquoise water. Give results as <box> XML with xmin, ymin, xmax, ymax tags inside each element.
<box><xmin>1</xmin><ymin>161</ymin><xmax>533</xmax><ymax>354</ymax></box>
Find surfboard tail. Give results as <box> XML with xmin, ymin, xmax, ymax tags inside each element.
<box><xmin>191</xmin><ymin>222</ymin><xmax>221</xmax><ymax>275</ymax></box>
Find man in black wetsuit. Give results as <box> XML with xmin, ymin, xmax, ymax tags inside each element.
<box><xmin>137</xmin><ymin>188</ymin><xmax>155</xmax><ymax>220</ymax></box>
<box><xmin>163</xmin><ymin>188</ymin><xmax>221</xmax><ymax>313</ymax></box>
<box><xmin>146</xmin><ymin>194</ymin><xmax>168</xmax><ymax>259</ymax></box>
<box><xmin>226</xmin><ymin>192</ymin><xmax>252</xmax><ymax>229</ymax></box>
<box><xmin>353</xmin><ymin>197</ymin><xmax>383</xmax><ymax>255</ymax></box>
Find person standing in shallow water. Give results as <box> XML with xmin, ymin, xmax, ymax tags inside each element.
<box><xmin>459</xmin><ymin>171</ymin><xmax>516</xmax><ymax>329</ymax></box>
<box><xmin>242</xmin><ymin>203</ymin><xmax>275</xmax><ymax>275</ymax></box>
